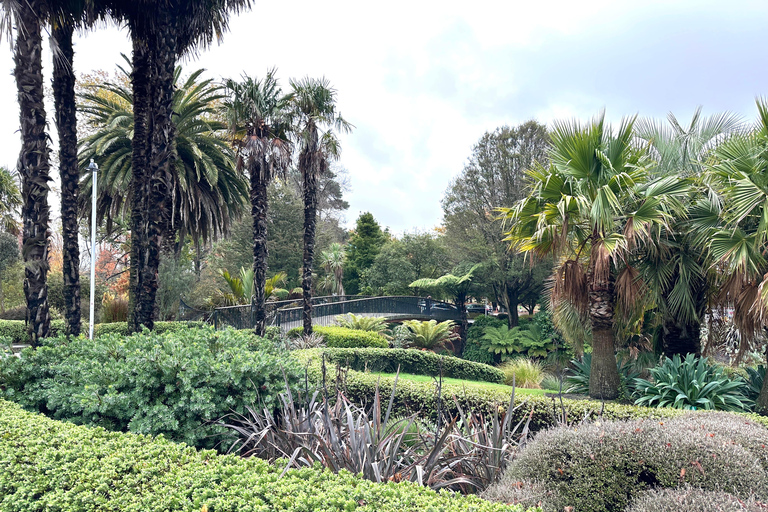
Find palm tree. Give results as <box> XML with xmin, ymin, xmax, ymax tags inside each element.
<box><xmin>0</xmin><ymin>167</ymin><xmax>21</xmax><ymax>235</ymax></box>
<box><xmin>1</xmin><ymin>0</ymin><xmax>53</xmax><ymax>345</ymax></box>
<box><xmin>223</xmin><ymin>71</ymin><xmax>292</xmax><ymax>336</ymax></box>
<box><xmin>319</xmin><ymin>242</ymin><xmax>346</xmax><ymax>296</ymax></box>
<box><xmin>78</xmin><ymin>62</ymin><xmax>247</xmax><ymax>247</ymax></box>
<box><xmin>409</xmin><ymin>264</ymin><xmax>480</xmax><ymax>356</ymax></box>
<box><xmin>289</xmin><ymin>77</ymin><xmax>352</xmax><ymax>335</ymax></box>
<box><xmin>702</xmin><ymin>99</ymin><xmax>768</xmax><ymax>414</ymax></box>
<box><xmin>635</xmin><ymin>109</ymin><xmax>743</xmax><ymax>357</ymax></box>
<box><xmin>503</xmin><ymin>112</ymin><xmax>686</xmax><ymax>399</ymax></box>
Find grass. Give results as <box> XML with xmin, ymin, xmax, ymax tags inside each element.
<box><xmin>370</xmin><ymin>372</ymin><xmax>550</xmax><ymax>396</ymax></box>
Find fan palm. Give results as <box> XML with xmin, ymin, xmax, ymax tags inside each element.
<box><xmin>702</xmin><ymin>98</ymin><xmax>768</xmax><ymax>414</ymax></box>
<box><xmin>1</xmin><ymin>0</ymin><xmax>54</xmax><ymax>345</ymax></box>
<box><xmin>223</xmin><ymin>70</ymin><xmax>292</xmax><ymax>336</ymax></box>
<box><xmin>402</xmin><ymin>319</ymin><xmax>459</xmax><ymax>352</ymax></box>
<box><xmin>635</xmin><ymin>108</ymin><xmax>743</xmax><ymax>357</ymax></box>
<box><xmin>0</xmin><ymin>167</ymin><xmax>21</xmax><ymax>235</ymax></box>
<box><xmin>319</xmin><ymin>242</ymin><xmax>346</xmax><ymax>296</ymax></box>
<box><xmin>502</xmin><ymin>112</ymin><xmax>687</xmax><ymax>399</ymax></box>
<box><xmin>409</xmin><ymin>264</ymin><xmax>480</xmax><ymax>355</ymax></box>
<box><xmin>289</xmin><ymin>77</ymin><xmax>352</xmax><ymax>335</ymax></box>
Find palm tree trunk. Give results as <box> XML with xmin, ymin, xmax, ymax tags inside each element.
<box><xmin>756</xmin><ymin>342</ymin><xmax>768</xmax><ymax>415</ymax></box>
<box><xmin>142</xmin><ymin>14</ymin><xmax>178</xmax><ymax>330</ymax></box>
<box><xmin>52</xmin><ymin>19</ymin><xmax>81</xmax><ymax>337</ymax></box>
<box><xmin>661</xmin><ymin>320</ymin><xmax>701</xmax><ymax>357</ymax></box>
<box><xmin>587</xmin><ymin>259</ymin><xmax>620</xmax><ymax>400</ymax></box>
<box><xmin>14</xmin><ymin>0</ymin><xmax>51</xmax><ymax>346</ymax></box>
<box><xmin>301</xmin><ymin>130</ymin><xmax>320</xmax><ymax>335</ymax></box>
<box><xmin>128</xmin><ymin>34</ymin><xmax>151</xmax><ymax>333</ymax></box>
<box><xmin>455</xmin><ymin>291</ymin><xmax>468</xmax><ymax>356</ymax></box>
<box><xmin>251</xmin><ymin>158</ymin><xmax>269</xmax><ymax>337</ymax></box>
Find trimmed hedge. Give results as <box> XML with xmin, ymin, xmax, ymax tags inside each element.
<box><xmin>317</xmin><ymin>347</ymin><xmax>505</xmax><ymax>384</ymax></box>
<box><xmin>0</xmin><ymin>319</ymin><xmax>205</xmax><ymax>344</ymax></box>
<box><xmin>289</xmin><ymin>325</ymin><xmax>389</xmax><ymax>349</ymax></box>
<box><xmin>293</xmin><ymin>352</ymin><xmax>768</xmax><ymax>431</ymax></box>
<box><xmin>627</xmin><ymin>488</ymin><xmax>766</xmax><ymax>512</ymax></box>
<box><xmin>0</xmin><ymin>400</ymin><xmax>537</xmax><ymax>512</ymax></box>
<box><xmin>0</xmin><ymin>326</ymin><xmax>298</xmax><ymax>450</ymax></box>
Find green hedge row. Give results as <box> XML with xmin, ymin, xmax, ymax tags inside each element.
<box><xmin>296</xmin><ymin>353</ymin><xmax>768</xmax><ymax>431</ymax></box>
<box><xmin>0</xmin><ymin>319</ymin><xmax>205</xmax><ymax>344</ymax></box>
<box><xmin>0</xmin><ymin>400</ymin><xmax>536</xmax><ymax>512</ymax></box>
<box><xmin>289</xmin><ymin>326</ymin><xmax>389</xmax><ymax>349</ymax></box>
<box><xmin>0</xmin><ymin>326</ymin><xmax>297</xmax><ymax>450</ymax></box>
<box><xmin>317</xmin><ymin>348</ymin><xmax>505</xmax><ymax>384</ymax></box>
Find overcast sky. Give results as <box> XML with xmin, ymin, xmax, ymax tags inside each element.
<box><xmin>1</xmin><ymin>0</ymin><xmax>768</xmax><ymax>233</ymax></box>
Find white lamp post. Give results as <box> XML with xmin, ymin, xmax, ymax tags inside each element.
<box><xmin>88</xmin><ymin>159</ymin><xmax>98</xmax><ymax>340</ymax></box>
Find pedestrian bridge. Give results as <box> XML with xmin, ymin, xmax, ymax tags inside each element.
<box><xmin>209</xmin><ymin>295</ymin><xmax>461</xmax><ymax>332</ymax></box>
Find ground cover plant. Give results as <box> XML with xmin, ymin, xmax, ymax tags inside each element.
<box><xmin>482</xmin><ymin>412</ymin><xmax>768</xmax><ymax>512</ymax></box>
<box><xmin>0</xmin><ymin>399</ymin><xmax>538</xmax><ymax>512</ymax></box>
<box><xmin>316</xmin><ymin>347</ymin><xmax>505</xmax><ymax>383</ymax></box>
<box><xmin>0</xmin><ymin>326</ymin><xmax>299</xmax><ymax>450</ymax></box>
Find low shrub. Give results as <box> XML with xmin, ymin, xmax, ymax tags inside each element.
<box><xmin>634</xmin><ymin>354</ymin><xmax>751</xmax><ymax>412</ymax></box>
<box><xmin>627</xmin><ymin>487</ymin><xmax>767</xmax><ymax>512</ymax></box>
<box><xmin>484</xmin><ymin>413</ymin><xmax>768</xmax><ymax>512</ymax></box>
<box><xmin>464</xmin><ymin>316</ymin><xmax>505</xmax><ymax>365</ymax></box>
<box><xmin>335</xmin><ymin>313</ymin><xmax>389</xmax><ymax>334</ymax></box>
<box><xmin>499</xmin><ymin>358</ymin><xmax>544</xmax><ymax>388</ymax></box>
<box><xmin>0</xmin><ymin>400</ymin><xmax>537</xmax><ymax>512</ymax></box>
<box><xmin>566</xmin><ymin>353</ymin><xmax>641</xmax><ymax>399</ymax></box>
<box><xmin>0</xmin><ymin>326</ymin><xmax>300</xmax><ymax>450</ymax></box>
<box><xmin>288</xmin><ymin>325</ymin><xmax>389</xmax><ymax>349</ymax></box>
<box><xmin>317</xmin><ymin>347</ymin><xmax>505</xmax><ymax>383</ymax></box>
<box><xmin>0</xmin><ymin>319</ymin><xmax>205</xmax><ymax>344</ymax></box>
<box><xmin>402</xmin><ymin>319</ymin><xmax>459</xmax><ymax>352</ymax></box>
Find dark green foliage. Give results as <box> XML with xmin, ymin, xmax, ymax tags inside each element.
<box><xmin>744</xmin><ymin>365</ymin><xmax>766</xmax><ymax>403</ymax></box>
<box><xmin>481</xmin><ymin>325</ymin><xmax>554</xmax><ymax>359</ymax></box>
<box><xmin>566</xmin><ymin>353</ymin><xmax>641</xmax><ymax>399</ymax></box>
<box><xmin>319</xmin><ymin>347</ymin><xmax>505</xmax><ymax>383</ymax></box>
<box><xmin>463</xmin><ymin>315</ymin><xmax>504</xmax><ymax>364</ymax></box>
<box><xmin>0</xmin><ymin>319</ymin><xmax>204</xmax><ymax>344</ymax></box>
<box><xmin>0</xmin><ymin>326</ymin><xmax>299</xmax><ymax>450</ymax></box>
<box><xmin>485</xmin><ymin>414</ymin><xmax>768</xmax><ymax>512</ymax></box>
<box><xmin>0</xmin><ymin>400</ymin><xmax>535</xmax><ymax>512</ymax></box>
<box><xmin>634</xmin><ymin>354</ymin><xmax>750</xmax><ymax>412</ymax></box>
<box><xmin>288</xmin><ymin>325</ymin><xmax>389</xmax><ymax>349</ymax></box>
<box><xmin>627</xmin><ymin>488</ymin><xmax>766</xmax><ymax>512</ymax></box>
<box><xmin>344</xmin><ymin>212</ymin><xmax>386</xmax><ymax>295</ymax></box>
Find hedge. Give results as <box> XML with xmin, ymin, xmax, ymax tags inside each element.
<box><xmin>0</xmin><ymin>326</ymin><xmax>298</xmax><ymax>450</ymax></box>
<box><xmin>317</xmin><ymin>348</ymin><xmax>505</xmax><ymax>384</ymax></box>
<box><xmin>289</xmin><ymin>325</ymin><xmax>389</xmax><ymax>349</ymax></box>
<box><xmin>0</xmin><ymin>319</ymin><xmax>205</xmax><ymax>344</ymax></box>
<box><xmin>0</xmin><ymin>400</ymin><xmax>537</xmax><ymax>512</ymax></box>
<box><xmin>294</xmin><ymin>352</ymin><xmax>768</xmax><ymax>431</ymax></box>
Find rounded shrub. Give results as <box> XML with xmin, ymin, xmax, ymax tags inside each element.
<box><xmin>627</xmin><ymin>487</ymin><xmax>766</xmax><ymax>512</ymax></box>
<box><xmin>485</xmin><ymin>414</ymin><xmax>768</xmax><ymax>512</ymax></box>
<box><xmin>499</xmin><ymin>358</ymin><xmax>544</xmax><ymax>388</ymax></box>
<box><xmin>288</xmin><ymin>325</ymin><xmax>389</xmax><ymax>349</ymax></box>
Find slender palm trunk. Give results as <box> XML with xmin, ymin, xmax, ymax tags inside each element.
<box><xmin>128</xmin><ymin>35</ymin><xmax>151</xmax><ymax>333</ymax></box>
<box><xmin>587</xmin><ymin>259</ymin><xmax>620</xmax><ymax>400</ymax></box>
<box><xmin>251</xmin><ymin>156</ymin><xmax>269</xmax><ymax>337</ymax></box>
<box><xmin>757</xmin><ymin>342</ymin><xmax>768</xmax><ymax>415</ymax></box>
<box><xmin>52</xmin><ymin>20</ymin><xmax>81</xmax><ymax>336</ymax></box>
<box><xmin>14</xmin><ymin>1</ymin><xmax>51</xmax><ymax>346</ymax></box>
<box><xmin>142</xmin><ymin>13</ymin><xmax>178</xmax><ymax>330</ymax></box>
<box><xmin>300</xmin><ymin>126</ymin><xmax>320</xmax><ymax>335</ymax></box>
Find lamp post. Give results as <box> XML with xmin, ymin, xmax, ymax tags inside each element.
<box><xmin>87</xmin><ymin>159</ymin><xmax>98</xmax><ymax>340</ymax></box>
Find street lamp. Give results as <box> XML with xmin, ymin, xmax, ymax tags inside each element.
<box><xmin>87</xmin><ymin>159</ymin><xmax>98</xmax><ymax>340</ymax></box>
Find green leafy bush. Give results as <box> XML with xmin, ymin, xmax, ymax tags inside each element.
<box><xmin>499</xmin><ymin>358</ymin><xmax>544</xmax><ymax>388</ymax></box>
<box><xmin>335</xmin><ymin>313</ymin><xmax>389</xmax><ymax>334</ymax></box>
<box><xmin>744</xmin><ymin>365</ymin><xmax>765</xmax><ymax>403</ymax></box>
<box><xmin>317</xmin><ymin>347</ymin><xmax>505</xmax><ymax>383</ymax></box>
<box><xmin>566</xmin><ymin>353</ymin><xmax>641</xmax><ymax>399</ymax></box>
<box><xmin>634</xmin><ymin>354</ymin><xmax>750</xmax><ymax>412</ymax></box>
<box><xmin>0</xmin><ymin>400</ymin><xmax>537</xmax><ymax>512</ymax></box>
<box><xmin>288</xmin><ymin>325</ymin><xmax>389</xmax><ymax>349</ymax></box>
<box><xmin>402</xmin><ymin>319</ymin><xmax>459</xmax><ymax>351</ymax></box>
<box><xmin>0</xmin><ymin>319</ymin><xmax>205</xmax><ymax>344</ymax></box>
<box><xmin>463</xmin><ymin>315</ymin><xmax>504</xmax><ymax>365</ymax></box>
<box><xmin>0</xmin><ymin>326</ymin><xmax>299</xmax><ymax>450</ymax></box>
<box><xmin>484</xmin><ymin>413</ymin><xmax>768</xmax><ymax>512</ymax></box>
<box><xmin>481</xmin><ymin>325</ymin><xmax>554</xmax><ymax>360</ymax></box>
<box><xmin>627</xmin><ymin>487</ymin><xmax>766</xmax><ymax>512</ymax></box>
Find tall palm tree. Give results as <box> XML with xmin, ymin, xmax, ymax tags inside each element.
<box><xmin>0</xmin><ymin>166</ymin><xmax>21</xmax><ymax>235</ymax></box>
<box><xmin>78</xmin><ymin>62</ymin><xmax>247</xmax><ymax>249</ymax></box>
<box><xmin>503</xmin><ymin>112</ymin><xmax>686</xmax><ymax>399</ymax></box>
<box><xmin>223</xmin><ymin>71</ymin><xmax>292</xmax><ymax>336</ymax></box>
<box><xmin>289</xmin><ymin>77</ymin><xmax>352</xmax><ymax>335</ymax></box>
<box><xmin>703</xmin><ymin>99</ymin><xmax>768</xmax><ymax>414</ymax></box>
<box><xmin>319</xmin><ymin>242</ymin><xmax>346</xmax><ymax>296</ymax></box>
<box><xmin>1</xmin><ymin>0</ymin><xmax>53</xmax><ymax>345</ymax></box>
<box><xmin>635</xmin><ymin>109</ymin><xmax>743</xmax><ymax>357</ymax></box>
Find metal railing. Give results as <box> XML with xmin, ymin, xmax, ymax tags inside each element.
<box><xmin>211</xmin><ymin>295</ymin><xmax>460</xmax><ymax>331</ymax></box>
